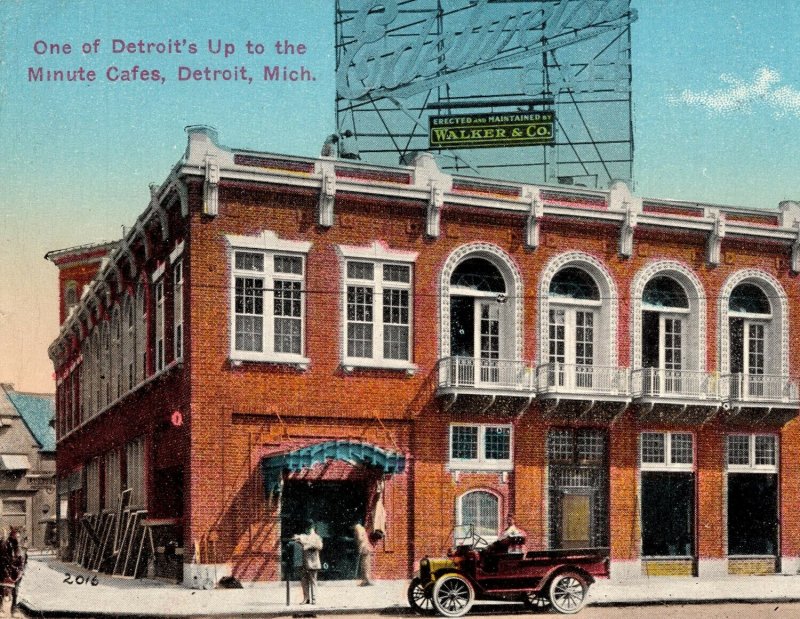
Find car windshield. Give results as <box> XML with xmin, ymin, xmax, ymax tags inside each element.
<box><xmin>450</xmin><ymin>524</ymin><xmax>489</xmax><ymax>550</ymax></box>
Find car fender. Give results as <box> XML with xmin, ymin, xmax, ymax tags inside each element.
<box><xmin>432</xmin><ymin>569</ymin><xmax>484</xmax><ymax>594</ymax></box>
<box><xmin>538</xmin><ymin>564</ymin><xmax>594</xmax><ymax>592</ymax></box>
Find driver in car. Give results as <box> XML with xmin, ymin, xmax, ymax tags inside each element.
<box><xmin>498</xmin><ymin>514</ymin><xmax>527</xmax><ymax>554</ymax></box>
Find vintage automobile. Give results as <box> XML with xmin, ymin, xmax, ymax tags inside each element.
<box><xmin>408</xmin><ymin>525</ymin><xmax>609</xmax><ymax>616</ymax></box>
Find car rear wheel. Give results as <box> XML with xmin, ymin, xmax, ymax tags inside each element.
<box><xmin>408</xmin><ymin>577</ymin><xmax>436</xmax><ymax>615</ymax></box>
<box><xmin>522</xmin><ymin>591</ymin><xmax>551</xmax><ymax>613</ymax></box>
<box><xmin>432</xmin><ymin>573</ymin><xmax>475</xmax><ymax>617</ymax></box>
<box><xmin>548</xmin><ymin>571</ymin><xmax>588</xmax><ymax>614</ymax></box>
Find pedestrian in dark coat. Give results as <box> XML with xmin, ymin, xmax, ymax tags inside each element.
<box><xmin>1</xmin><ymin>528</ymin><xmax>25</xmax><ymax>615</ymax></box>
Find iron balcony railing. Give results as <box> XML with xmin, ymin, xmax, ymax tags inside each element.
<box><xmin>535</xmin><ymin>363</ymin><xmax>630</xmax><ymax>396</ymax></box>
<box><xmin>720</xmin><ymin>373</ymin><xmax>799</xmax><ymax>404</ymax></box>
<box><xmin>631</xmin><ymin>368</ymin><xmax>718</xmax><ymax>400</ymax></box>
<box><xmin>436</xmin><ymin>357</ymin><xmax>535</xmax><ymax>392</ymax></box>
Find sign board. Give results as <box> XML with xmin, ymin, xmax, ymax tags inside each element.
<box><xmin>429</xmin><ymin>112</ymin><xmax>555</xmax><ymax>150</ymax></box>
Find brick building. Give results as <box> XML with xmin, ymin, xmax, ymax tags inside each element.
<box><xmin>48</xmin><ymin>126</ymin><xmax>800</xmax><ymax>583</ymax></box>
<box><xmin>0</xmin><ymin>384</ymin><xmax>56</xmax><ymax>549</ymax></box>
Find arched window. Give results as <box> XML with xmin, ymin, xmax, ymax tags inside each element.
<box><xmin>101</xmin><ymin>321</ymin><xmax>111</xmax><ymax>409</ymax></box>
<box><xmin>728</xmin><ymin>282</ymin><xmax>773</xmax><ymax>399</ymax></box>
<box><xmin>111</xmin><ymin>307</ymin><xmax>122</xmax><ymax>401</ymax></box>
<box><xmin>457</xmin><ymin>490</ymin><xmax>500</xmax><ymax>541</ymax></box>
<box><xmin>65</xmin><ymin>281</ymin><xmax>78</xmax><ymax>314</ymax></box>
<box><xmin>136</xmin><ymin>283</ymin><xmax>147</xmax><ymax>381</ymax></box>
<box><xmin>123</xmin><ymin>294</ymin><xmax>136</xmax><ymax>391</ymax></box>
<box><xmin>547</xmin><ymin>267</ymin><xmax>601</xmax><ymax>389</ymax></box>
<box><xmin>641</xmin><ymin>276</ymin><xmax>689</xmax><ymax>380</ymax></box>
<box><xmin>449</xmin><ymin>259</ymin><xmax>507</xmax><ymax>384</ymax></box>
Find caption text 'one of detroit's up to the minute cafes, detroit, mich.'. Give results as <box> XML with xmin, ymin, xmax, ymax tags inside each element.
<box><xmin>26</xmin><ymin>38</ymin><xmax>315</xmax><ymax>83</ymax></box>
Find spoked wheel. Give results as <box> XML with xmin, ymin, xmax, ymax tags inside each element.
<box><xmin>522</xmin><ymin>591</ymin><xmax>551</xmax><ymax>613</ymax></box>
<box><xmin>548</xmin><ymin>571</ymin><xmax>588</xmax><ymax>614</ymax></box>
<box><xmin>432</xmin><ymin>573</ymin><xmax>475</xmax><ymax>617</ymax></box>
<box><xmin>408</xmin><ymin>577</ymin><xmax>436</xmax><ymax>615</ymax></box>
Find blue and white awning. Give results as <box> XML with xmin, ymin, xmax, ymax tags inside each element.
<box><xmin>260</xmin><ymin>440</ymin><xmax>406</xmax><ymax>494</ymax></box>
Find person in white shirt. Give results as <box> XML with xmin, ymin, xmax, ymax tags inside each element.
<box><xmin>294</xmin><ymin>520</ymin><xmax>323</xmax><ymax>604</ymax></box>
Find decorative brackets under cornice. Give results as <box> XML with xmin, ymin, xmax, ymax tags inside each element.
<box><xmin>203</xmin><ymin>155</ymin><xmax>220</xmax><ymax>216</ymax></box>
<box><xmin>149</xmin><ymin>184</ymin><xmax>170</xmax><ymax>241</ymax></box>
<box><xmin>318</xmin><ymin>163</ymin><xmax>336</xmax><ymax>227</ymax></box>
<box><xmin>134</xmin><ymin>220</ymin><xmax>152</xmax><ymax>261</ymax></box>
<box><xmin>426</xmin><ymin>183</ymin><xmax>443</xmax><ymax>238</ymax></box>
<box><xmin>620</xmin><ymin>204</ymin><xmax>637</xmax><ymax>258</ymax></box>
<box><xmin>706</xmin><ymin>210</ymin><xmax>725</xmax><ymax>266</ymax></box>
<box><xmin>792</xmin><ymin>223</ymin><xmax>800</xmax><ymax>274</ymax></box>
<box><xmin>525</xmin><ymin>188</ymin><xmax>543</xmax><ymax>249</ymax></box>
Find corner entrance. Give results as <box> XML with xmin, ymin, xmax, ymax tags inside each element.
<box><xmin>281</xmin><ymin>480</ymin><xmax>367</xmax><ymax>580</ymax></box>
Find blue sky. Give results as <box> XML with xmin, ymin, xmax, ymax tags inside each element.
<box><xmin>1</xmin><ymin>1</ymin><xmax>799</xmax><ymax>392</ymax></box>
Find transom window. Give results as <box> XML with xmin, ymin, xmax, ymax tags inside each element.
<box><xmin>230</xmin><ymin>248</ymin><xmax>307</xmax><ymax>363</ymax></box>
<box><xmin>344</xmin><ymin>261</ymin><xmax>412</xmax><ymax>364</ymax></box>
<box><xmin>727</xmin><ymin>434</ymin><xmax>777</xmax><ymax>472</ymax></box>
<box><xmin>450</xmin><ymin>424</ymin><xmax>512</xmax><ymax>471</ymax></box>
<box><xmin>640</xmin><ymin>432</ymin><xmax>694</xmax><ymax>470</ymax></box>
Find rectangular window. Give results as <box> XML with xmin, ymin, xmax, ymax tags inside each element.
<box><xmin>173</xmin><ymin>260</ymin><xmax>184</xmax><ymax>361</ymax></box>
<box><xmin>104</xmin><ymin>450</ymin><xmax>121</xmax><ymax>511</ymax></box>
<box><xmin>345</xmin><ymin>261</ymin><xmax>412</xmax><ymax>365</ymax></box>
<box><xmin>126</xmin><ymin>437</ymin><xmax>146</xmax><ymax>509</ymax></box>
<box><xmin>727</xmin><ymin>434</ymin><xmax>777</xmax><ymax>471</ymax></box>
<box><xmin>449</xmin><ymin>424</ymin><xmax>512</xmax><ymax>470</ymax></box>
<box><xmin>231</xmin><ymin>247</ymin><xmax>307</xmax><ymax>363</ymax></box>
<box><xmin>86</xmin><ymin>458</ymin><xmax>101</xmax><ymax>514</ymax></box>
<box><xmin>155</xmin><ymin>280</ymin><xmax>165</xmax><ymax>372</ymax></box>
<box><xmin>640</xmin><ymin>432</ymin><xmax>693</xmax><ymax>470</ymax></box>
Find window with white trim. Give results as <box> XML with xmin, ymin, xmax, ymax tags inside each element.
<box><xmin>112</xmin><ymin>307</ymin><xmax>122</xmax><ymax>400</ymax></box>
<box><xmin>726</xmin><ymin>434</ymin><xmax>778</xmax><ymax>556</ymax></box>
<box><xmin>450</xmin><ymin>423</ymin><xmax>512</xmax><ymax>471</ymax></box>
<box><xmin>154</xmin><ymin>279</ymin><xmax>165</xmax><ymax>372</ymax></box>
<box><xmin>729</xmin><ymin>283</ymin><xmax>775</xmax><ymax>399</ymax></box>
<box><xmin>231</xmin><ymin>250</ymin><xmax>307</xmax><ymax>362</ymax></box>
<box><xmin>173</xmin><ymin>260</ymin><xmax>184</xmax><ymax>361</ymax></box>
<box><xmin>124</xmin><ymin>295</ymin><xmax>135</xmax><ymax>391</ymax></box>
<box><xmin>136</xmin><ymin>284</ymin><xmax>147</xmax><ymax>381</ymax></box>
<box><xmin>457</xmin><ymin>490</ymin><xmax>500</xmax><ymax>541</ymax></box>
<box><xmin>101</xmin><ymin>322</ymin><xmax>111</xmax><ymax>408</ymax></box>
<box><xmin>640</xmin><ymin>431</ymin><xmax>695</xmax><ymax>558</ymax></box>
<box><xmin>344</xmin><ymin>261</ymin><xmax>412</xmax><ymax>364</ymax></box>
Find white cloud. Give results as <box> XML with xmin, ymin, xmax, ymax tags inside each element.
<box><xmin>669</xmin><ymin>67</ymin><xmax>800</xmax><ymax>117</ymax></box>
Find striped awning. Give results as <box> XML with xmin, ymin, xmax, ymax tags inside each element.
<box><xmin>260</xmin><ymin>440</ymin><xmax>406</xmax><ymax>494</ymax></box>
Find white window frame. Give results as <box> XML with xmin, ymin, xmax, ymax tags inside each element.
<box><xmin>227</xmin><ymin>231</ymin><xmax>312</xmax><ymax>366</ymax></box>
<box><xmin>640</xmin><ymin>431</ymin><xmax>694</xmax><ymax>472</ymax></box>
<box><xmin>726</xmin><ymin>434</ymin><xmax>778</xmax><ymax>473</ymax></box>
<box><xmin>449</xmin><ymin>423</ymin><xmax>513</xmax><ymax>472</ymax></box>
<box><xmin>337</xmin><ymin>241</ymin><xmax>418</xmax><ymax>372</ymax></box>
<box><xmin>173</xmin><ymin>260</ymin><xmax>184</xmax><ymax>362</ymax></box>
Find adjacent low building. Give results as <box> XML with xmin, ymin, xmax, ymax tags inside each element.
<box><xmin>0</xmin><ymin>384</ymin><xmax>56</xmax><ymax>549</ymax></box>
<box><xmin>48</xmin><ymin>126</ymin><xmax>800</xmax><ymax>583</ymax></box>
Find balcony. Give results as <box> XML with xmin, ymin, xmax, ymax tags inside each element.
<box><xmin>631</xmin><ymin>368</ymin><xmax>720</xmax><ymax>422</ymax></box>
<box><xmin>720</xmin><ymin>373</ymin><xmax>800</xmax><ymax>425</ymax></box>
<box><xmin>436</xmin><ymin>357</ymin><xmax>535</xmax><ymax>414</ymax></box>
<box><xmin>535</xmin><ymin>363</ymin><xmax>630</xmax><ymax>420</ymax></box>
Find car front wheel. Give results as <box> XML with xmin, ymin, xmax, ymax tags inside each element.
<box><xmin>432</xmin><ymin>573</ymin><xmax>475</xmax><ymax>617</ymax></box>
<box><xmin>548</xmin><ymin>571</ymin><xmax>588</xmax><ymax>614</ymax></box>
<box><xmin>408</xmin><ymin>577</ymin><xmax>436</xmax><ymax>615</ymax></box>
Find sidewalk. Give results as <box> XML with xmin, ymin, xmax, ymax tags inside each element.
<box><xmin>17</xmin><ymin>556</ymin><xmax>800</xmax><ymax>617</ymax></box>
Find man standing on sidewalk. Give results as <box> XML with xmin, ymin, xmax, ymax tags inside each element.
<box><xmin>353</xmin><ymin>524</ymin><xmax>373</xmax><ymax>586</ymax></box>
<box><xmin>294</xmin><ymin>520</ymin><xmax>323</xmax><ymax>605</ymax></box>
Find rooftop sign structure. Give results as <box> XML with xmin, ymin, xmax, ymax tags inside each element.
<box><xmin>335</xmin><ymin>0</ymin><xmax>636</xmax><ymax>188</ymax></box>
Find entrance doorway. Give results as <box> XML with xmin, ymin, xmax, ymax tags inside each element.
<box><xmin>281</xmin><ymin>480</ymin><xmax>367</xmax><ymax>580</ymax></box>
